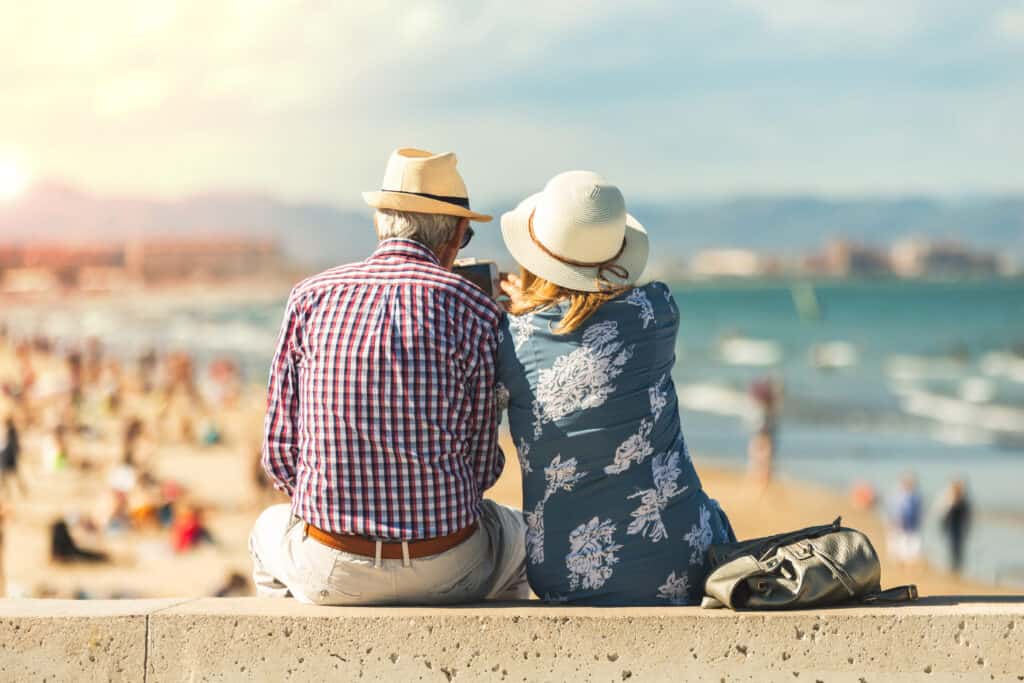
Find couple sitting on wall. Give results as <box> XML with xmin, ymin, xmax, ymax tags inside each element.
<box><xmin>250</xmin><ymin>148</ymin><xmax>734</xmax><ymax>606</ymax></box>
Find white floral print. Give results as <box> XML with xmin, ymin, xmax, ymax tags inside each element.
<box><xmin>531</xmin><ymin>321</ymin><xmax>633</xmax><ymax>439</ymax></box>
<box><xmin>525</xmin><ymin>455</ymin><xmax>587</xmax><ymax>565</ymax></box>
<box><xmin>625</xmin><ymin>288</ymin><xmax>655</xmax><ymax>328</ymax></box>
<box><xmin>517</xmin><ymin>437</ymin><xmax>533</xmax><ymax>476</ymax></box>
<box><xmin>509</xmin><ymin>313</ymin><xmax>534</xmax><ymax>351</ymax></box>
<box><xmin>524</xmin><ymin>507</ymin><xmax>546</xmax><ymax>565</ymax></box>
<box><xmin>626</xmin><ymin>451</ymin><xmax>686</xmax><ymax>542</ymax></box>
<box><xmin>656</xmin><ymin>570</ymin><xmax>691</xmax><ymax>605</ymax></box>
<box><xmin>683</xmin><ymin>504</ymin><xmax>714</xmax><ymax>565</ymax></box>
<box><xmin>604</xmin><ymin>418</ymin><xmax>654</xmax><ymax>475</ymax></box>
<box><xmin>566</xmin><ymin>517</ymin><xmax>623</xmax><ymax>591</ymax></box>
<box><xmin>545</xmin><ymin>454</ymin><xmax>588</xmax><ymax>493</ymax></box>
<box><xmin>649</xmin><ymin>373</ymin><xmax>670</xmax><ymax>422</ymax></box>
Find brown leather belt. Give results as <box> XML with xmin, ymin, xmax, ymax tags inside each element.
<box><xmin>304</xmin><ymin>521</ymin><xmax>478</xmax><ymax>560</ymax></box>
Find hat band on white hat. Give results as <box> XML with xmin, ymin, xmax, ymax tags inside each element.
<box><xmin>383</xmin><ymin>189</ymin><xmax>472</xmax><ymax>210</ymax></box>
<box><xmin>528</xmin><ymin>210</ymin><xmax>630</xmax><ymax>288</ymax></box>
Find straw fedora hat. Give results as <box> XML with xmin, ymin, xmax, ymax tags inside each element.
<box><xmin>362</xmin><ymin>147</ymin><xmax>492</xmax><ymax>222</ymax></box>
<box><xmin>501</xmin><ymin>171</ymin><xmax>648</xmax><ymax>293</ymax></box>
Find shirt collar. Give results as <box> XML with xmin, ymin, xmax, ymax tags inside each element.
<box><xmin>368</xmin><ymin>238</ymin><xmax>442</xmax><ymax>267</ymax></box>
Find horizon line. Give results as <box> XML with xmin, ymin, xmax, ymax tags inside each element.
<box><xmin>11</xmin><ymin>177</ymin><xmax>1024</xmax><ymax>211</ymax></box>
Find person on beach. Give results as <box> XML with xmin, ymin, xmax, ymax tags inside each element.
<box><xmin>0</xmin><ymin>415</ymin><xmax>27</xmax><ymax>497</ymax></box>
<box><xmin>497</xmin><ymin>171</ymin><xmax>735</xmax><ymax>605</ymax></box>
<box><xmin>886</xmin><ymin>473</ymin><xmax>923</xmax><ymax>567</ymax></box>
<box><xmin>747</xmin><ymin>376</ymin><xmax>781</xmax><ymax>488</ymax></box>
<box><xmin>940</xmin><ymin>479</ymin><xmax>971</xmax><ymax>573</ymax></box>
<box><xmin>50</xmin><ymin>519</ymin><xmax>108</xmax><ymax>564</ymax></box>
<box><xmin>250</xmin><ymin>148</ymin><xmax>527</xmax><ymax>605</ymax></box>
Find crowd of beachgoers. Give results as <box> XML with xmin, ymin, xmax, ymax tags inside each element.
<box><xmin>0</xmin><ymin>320</ymin><xmax>1009</xmax><ymax>599</ymax></box>
<box><xmin>0</xmin><ymin>324</ymin><xmax>277</xmax><ymax>598</ymax></box>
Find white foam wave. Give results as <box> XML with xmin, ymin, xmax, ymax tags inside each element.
<box><xmin>900</xmin><ymin>388</ymin><xmax>1024</xmax><ymax>435</ymax></box>
<box><xmin>718</xmin><ymin>337</ymin><xmax>781</xmax><ymax>367</ymax></box>
<box><xmin>677</xmin><ymin>382</ymin><xmax>756</xmax><ymax>421</ymax></box>
<box><xmin>980</xmin><ymin>352</ymin><xmax>1024</xmax><ymax>384</ymax></box>
<box><xmin>809</xmin><ymin>341</ymin><xmax>858</xmax><ymax>370</ymax></box>
<box><xmin>885</xmin><ymin>354</ymin><xmax>966</xmax><ymax>381</ymax></box>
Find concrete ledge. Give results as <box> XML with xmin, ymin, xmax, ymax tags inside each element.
<box><xmin>1</xmin><ymin>598</ymin><xmax>1022</xmax><ymax>682</ymax></box>
<box><xmin>0</xmin><ymin>598</ymin><xmax>186</xmax><ymax>681</ymax></box>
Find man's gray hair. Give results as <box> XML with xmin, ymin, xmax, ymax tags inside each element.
<box><xmin>375</xmin><ymin>209</ymin><xmax>461</xmax><ymax>253</ymax></box>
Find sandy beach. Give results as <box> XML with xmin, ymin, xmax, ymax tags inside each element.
<box><xmin>0</xmin><ymin>325</ymin><xmax>1010</xmax><ymax>599</ymax></box>
<box><xmin>0</xmin><ymin>386</ymin><xmax>1007</xmax><ymax>599</ymax></box>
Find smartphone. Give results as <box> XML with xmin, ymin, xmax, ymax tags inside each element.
<box><xmin>453</xmin><ymin>258</ymin><xmax>500</xmax><ymax>299</ymax></box>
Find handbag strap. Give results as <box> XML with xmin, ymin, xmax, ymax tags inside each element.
<box><xmin>709</xmin><ymin>517</ymin><xmax>842</xmax><ymax>568</ymax></box>
<box><xmin>861</xmin><ymin>584</ymin><xmax>919</xmax><ymax>604</ymax></box>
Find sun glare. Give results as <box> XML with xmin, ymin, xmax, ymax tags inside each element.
<box><xmin>0</xmin><ymin>158</ymin><xmax>31</xmax><ymax>201</ymax></box>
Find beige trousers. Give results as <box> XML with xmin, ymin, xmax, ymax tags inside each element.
<box><xmin>249</xmin><ymin>500</ymin><xmax>529</xmax><ymax>605</ymax></box>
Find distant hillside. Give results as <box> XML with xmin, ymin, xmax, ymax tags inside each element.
<box><xmin>2</xmin><ymin>183</ymin><xmax>1021</xmax><ymax>269</ymax></box>
<box><xmin>0</xmin><ymin>182</ymin><xmax>376</xmax><ymax>267</ymax></box>
<box><xmin>632</xmin><ymin>196</ymin><xmax>1024</xmax><ymax>253</ymax></box>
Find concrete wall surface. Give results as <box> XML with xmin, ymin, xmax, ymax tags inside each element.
<box><xmin>0</xmin><ymin>597</ymin><xmax>1021</xmax><ymax>682</ymax></box>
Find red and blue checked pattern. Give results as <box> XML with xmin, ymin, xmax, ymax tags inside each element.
<box><xmin>262</xmin><ymin>238</ymin><xmax>505</xmax><ymax>540</ymax></box>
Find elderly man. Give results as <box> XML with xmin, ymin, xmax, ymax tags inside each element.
<box><xmin>250</xmin><ymin>148</ymin><xmax>527</xmax><ymax>605</ymax></box>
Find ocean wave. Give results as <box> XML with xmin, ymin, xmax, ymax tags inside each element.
<box><xmin>980</xmin><ymin>351</ymin><xmax>1024</xmax><ymax>384</ymax></box>
<box><xmin>899</xmin><ymin>388</ymin><xmax>1024</xmax><ymax>435</ymax></box>
<box><xmin>958</xmin><ymin>377</ymin><xmax>996</xmax><ymax>404</ymax></box>
<box><xmin>717</xmin><ymin>337</ymin><xmax>781</xmax><ymax>367</ymax></box>
<box><xmin>676</xmin><ymin>382</ymin><xmax>756</xmax><ymax>421</ymax></box>
<box><xmin>885</xmin><ymin>354</ymin><xmax>967</xmax><ymax>381</ymax></box>
<box><xmin>809</xmin><ymin>341</ymin><xmax>858</xmax><ymax>370</ymax></box>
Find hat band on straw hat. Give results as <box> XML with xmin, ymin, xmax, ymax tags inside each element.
<box><xmin>384</xmin><ymin>189</ymin><xmax>471</xmax><ymax>210</ymax></box>
<box><xmin>528</xmin><ymin>210</ymin><xmax>630</xmax><ymax>288</ymax></box>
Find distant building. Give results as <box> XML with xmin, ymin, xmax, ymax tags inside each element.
<box><xmin>77</xmin><ymin>266</ymin><xmax>140</xmax><ymax>293</ymax></box>
<box><xmin>125</xmin><ymin>238</ymin><xmax>284</xmax><ymax>283</ymax></box>
<box><xmin>0</xmin><ymin>246</ymin><xmax>20</xmax><ymax>270</ymax></box>
<box><xmin>809</xmin><ymin>239</ymin><xmax>890</xmax><ymax>278</ymax></box>
<box><xmin>890</xmin><ymin>239</ymin><xmax>1001</xmax><ymax>278</ymax></box>
<box><xmin>0</xmin><ymin>244</ymin><xmax>125</xmax><ymax>290</ymax></box>
<box><xmin>1</xmin><ymin>268</ymin><xmax>62</xmax><ymax>294</ymax></box>
<box><xmin>689</xmin><ymin>249</ymin><xmax>765</xmax><ymax>278</ymax></box>
<box><xmin>0</xmin><ymin>237</ymin><xmax>287</xmax><ymax>291</ymax></box>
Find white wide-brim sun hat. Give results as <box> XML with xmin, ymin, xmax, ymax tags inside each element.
<box><xmin>501</xmin><ymin>171</ymin><xmax>648</xmax><ymax>292</ymax></box>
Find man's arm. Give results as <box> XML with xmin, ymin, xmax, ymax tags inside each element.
<box><xmin>465</xmin><ymin>318</ymin><xmax>504</xmax><ymax>495</ymax></box>
<box><xmin>261</xmin><ymin>288</ymin><xmax>304</xmax><ymax>497</ymax></box>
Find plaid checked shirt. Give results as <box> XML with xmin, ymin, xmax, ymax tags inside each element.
<box><xmin>262</xmin><ymin>238</ymin><xmax>505</xmax><ymax>540</ymax></box>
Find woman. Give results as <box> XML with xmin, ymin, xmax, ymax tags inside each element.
<box><xmin>497</xmin><ymin>171</ymin><xmax>734</xmax><ymax>605</ymax></box>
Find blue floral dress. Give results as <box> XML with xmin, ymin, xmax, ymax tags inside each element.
<box><xmin>498</xmin><ymin>282</ymin><xmax>735</xmax><ymax>605</ymax></box>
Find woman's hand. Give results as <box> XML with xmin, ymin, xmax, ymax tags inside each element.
<box><xmin>499</xmin><ymin>272</ymin><xmax>526</xmax><ymax>311</ymax></box>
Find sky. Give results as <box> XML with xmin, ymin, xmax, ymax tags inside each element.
<box><xmin>2</xmin><ymin>0</ymin><xmax>1023</xmax><ymax>207</ymax></box>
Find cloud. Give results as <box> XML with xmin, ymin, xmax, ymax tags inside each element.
<box><xmin>994</xmin><ymin>4</ymin><xmax>1024</xmax><ymax>39</ymax></box>
<box><xmin>93</xmin><ymin>72</ymin><xmax>169</xmax><ymax>117</ymax></box>
<box><xmin>1</xmin><ymin>1</ymin><xmax>1021</xmax><ymax>202</ymax></box>
<box><xmin>728</xmin><ymin>0</ymin><xmax>931</xmax><ymax>44</ymax></box>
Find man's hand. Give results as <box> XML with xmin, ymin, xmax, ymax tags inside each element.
<box><xmin>499</xmin><ymin>273</ymin><xmax>526</xmax><ymax>311</ymax></box>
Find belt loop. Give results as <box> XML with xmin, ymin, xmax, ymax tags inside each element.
<box><xmin>302</xmin><ymin>523</ymin><xmax>309</xmax><ymax>540</ymax></box>
<box><xmin>401</xmin><ymin>541</ymin><xmax>411</xmax><ymax>568</ymax></box>
<box><xmin>374</xmin><ymin>540</ymin><xmax>383</xmax><ymax>569</ymax></box>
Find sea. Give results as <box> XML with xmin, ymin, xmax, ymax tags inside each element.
<box><xmin>3</xmin><ymin>278</ymin><xmax>1023</xmax><ymax>587</ymax></box>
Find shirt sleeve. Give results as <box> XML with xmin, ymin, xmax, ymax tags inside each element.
<box><xmin>262</xmin><ymin>287</ymin><xmax>304</xmax><ymax>497</ymax></box>
<box><xmin>465</xmin><ymin>316</ymin><xmax>504</xmax><ymax>494</ymax></box>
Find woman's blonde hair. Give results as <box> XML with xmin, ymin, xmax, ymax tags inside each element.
<box><xmin>508</xmin><ymin>268</ymin><xmax>628</xmax><ymax>335</ymax></box>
